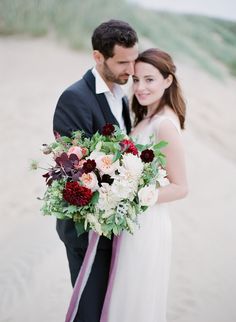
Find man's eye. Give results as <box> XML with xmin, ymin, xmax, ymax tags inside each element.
<box><xmin>133</xmin><ymin>78</ymin><xmax>139</xmax><ymax>83</ymax></box>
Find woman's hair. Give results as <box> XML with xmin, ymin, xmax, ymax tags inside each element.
<box><xmin>132</xmin><ymin>48</ymin><xmax>186</xmax><ymax>129</ymax></box>
<box><xmin>92</xmin><ymin>19</ymin><xmax>138</xmax><ymax>59</ymax></box>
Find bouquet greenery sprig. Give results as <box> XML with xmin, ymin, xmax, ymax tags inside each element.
<box><xmin>32</xmin><ymin>124</ymin><xmax>168</xmax><ymax>238</ymax></box>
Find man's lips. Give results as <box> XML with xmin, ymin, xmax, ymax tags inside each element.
<box><xmin>121</xmin><ymin>74</ymin><xmax>129</xmax><ymax>79</ymax></box>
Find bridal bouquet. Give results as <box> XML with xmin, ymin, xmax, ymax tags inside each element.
<box><xmin>32</xmin><ymin>124</ymin><xmax>168</xmax><ymax>238</ymax></box>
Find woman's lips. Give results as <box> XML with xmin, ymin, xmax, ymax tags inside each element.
<box><xmin>136</xmin><ymin>93</ymin><xmax>149</xmax><ymax>100</ymax></box>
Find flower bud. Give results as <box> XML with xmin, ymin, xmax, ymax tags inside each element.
<box><xmin>30</xmin><ymin>160</ymin><xmax>38</xmax><ymax>170</ymax></box>
<box><xmin>40</xmin><ymin>144</ymin><xmax>52</xmax><ymax>155</ymax></box>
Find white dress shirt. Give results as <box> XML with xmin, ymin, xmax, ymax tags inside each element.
<box><xmin>92</xmin><ymin>67</ymin><xmax>125</xmax><ymax>131</ymax></box>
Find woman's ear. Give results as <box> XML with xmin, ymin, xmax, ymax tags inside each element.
<box><xmin>93</xmin><ymin>50</ymin><xmax>104</xmax><ymax>65</ymax></box>
<box><xmin>164</xmin><ymin>74</ymin><xmax>173</xmax><ymax>89</ymax></box>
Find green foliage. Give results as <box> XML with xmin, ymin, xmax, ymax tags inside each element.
<box><xmin>41</xmin><ymin>179</ymin><xmax>67</xmax><ymax>218</ymax></box>
<box><xmin>90</xmin><ymin>191</ymin><xmax>99</xmax><ymax>205</ymax></box>
<box><xmin>75</xmin><ymin>221</ymin><xmax>87</xmax><ymax>237</ymax></box>
<box><xmin>113</xmin><ymin>150</ymin><xmax>122</xmax><ymax>163</ymax></box>
<box><xmin>153</xmin><ymin>141</ymin><xmax>168</xmax><ymax>150</ymax></box>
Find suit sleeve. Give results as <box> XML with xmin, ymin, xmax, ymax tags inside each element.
<box><xmin>53</xmin><ymin>89</ymin><xmax>93</xmax><ymax>138</ymax></box>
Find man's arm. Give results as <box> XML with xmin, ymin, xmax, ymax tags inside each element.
<box><xmin>53</xmin><ymin>88</ymin><xmax>93</xmax><ymax>138</ymax></box>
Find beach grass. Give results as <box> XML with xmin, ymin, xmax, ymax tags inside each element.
<box><xmin>0</xmin><ymin>0</ymin><xmax>236</xmax><ymax>76</ymax></box>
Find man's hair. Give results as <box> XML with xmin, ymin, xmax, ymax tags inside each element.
<box><xmin>92</xmin><ymin>19</ymin><xmax>138</xmax><ymax>59</ymax></box>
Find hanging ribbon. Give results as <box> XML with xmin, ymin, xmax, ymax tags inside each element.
<box><xmin>65</xmin><ymin>231</ymin><xmax>100</xmax><ymax>322</ymax></box>
<box><xmin>65</xmin><ymin>232</ymin><xmax>123</xmax><ymax>322</ymax></box>
<box><xmin>100</xmin><ymin>234</ymin><xmax>123</xmax><ymax>322</ymax></box>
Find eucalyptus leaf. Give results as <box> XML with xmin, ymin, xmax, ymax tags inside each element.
<box><xmin>91</xmin><ymin>191</ymin><xmax>99</xmax><ymax>205</ymax></box>
<box><xmin>154</xmin><ymin>140</ymin><xmax>168</xmax><ymax>149</ymax></box>
<box><xmin>113</xmin><ymin>150</ymin><xmax>122</xmax><ymax>162</ymax></box>
<box><xmin>75</xmin><ymin>222</ymin><xmax>86</xmax><ymax>237</ymax></box>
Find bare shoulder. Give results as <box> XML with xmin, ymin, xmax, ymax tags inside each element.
<box><xmin>161</xmin><ymin>106</ymin><xmax>180</xmax><ymax>125</ymax></box>
<box><xmin>157</xmin><ymin>107</ymin><xmax>182</xmax><ymax>136</ymax></box>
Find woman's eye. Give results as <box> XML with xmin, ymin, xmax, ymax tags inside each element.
<box><xmin>133</xmin><ymin>78</ymin><xmax>139</xmax><ymax>83</ymax></box>
<box><xmin>146</xmin><ymin>78</ymin><xmax>154</xmax><ymax>82</ymax></box>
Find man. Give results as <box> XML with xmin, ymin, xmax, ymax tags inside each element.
<box><xmin>53</xmin><ymin>19</ymin><xmax>138</xmax><ymax>322</ymax></box>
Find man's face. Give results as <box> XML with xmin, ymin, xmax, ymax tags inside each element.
<box><xmin>99</xmin><ymin>44</ymin><xmax>139</xmax><ymax>85</ymax></box>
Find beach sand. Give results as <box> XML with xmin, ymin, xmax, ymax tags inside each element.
<box><xmin>1</xmin><ymin>36</ymin><xmax>236</xmax><ymax>322</ymax></box>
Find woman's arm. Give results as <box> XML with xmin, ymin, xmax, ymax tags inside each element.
<box><xmin>156</xmin><ymin>119</ymin><xmax>188</xmax><ymax>203</ymax></box>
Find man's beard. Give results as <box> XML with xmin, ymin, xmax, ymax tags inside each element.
<box><xmin>103</xmin><ymin>61</ymin><xmax>129</xmax><ymax>85</ymax></box>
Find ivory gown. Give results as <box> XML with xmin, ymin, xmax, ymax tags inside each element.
<box><xmin>103</xmin><ymin>116</ymin><xmax>181</xmax><ymax>322</ymax></box>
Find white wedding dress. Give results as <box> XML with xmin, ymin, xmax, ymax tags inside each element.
<box><xmin>102</xmin><ymin>116</ymin><xmax>181</xmax><ymax>322</ymax></box>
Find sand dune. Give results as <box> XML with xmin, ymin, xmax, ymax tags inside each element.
<box><xmin>1</xmin><ymin>37</ymin><xmax>236</xmax><ymax>322</ymax></box>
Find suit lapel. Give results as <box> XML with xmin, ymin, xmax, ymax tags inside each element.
<box><xmin>83</xmin><ymin>69</ymin><xmax>132</xmax><ymax>133</ymax></box>
<box><xmin>96</xmin><ymin>93</ymin><xmax>119</xmax><ymax>126</ymax></box>
<box><xmin>83</xmin><ymin>70</ymin><xmax>119</xmax><ymax>126</ymax></box>
<box><xmin>122</xmin><ymin>96</ymin><xmax>132</xmax><ymax>134</ymax></box>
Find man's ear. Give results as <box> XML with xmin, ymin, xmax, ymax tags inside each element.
<box><xmin>93</xmin><ymin>50</ymin><xmax>105</xmax><ymax>65</ymax></box>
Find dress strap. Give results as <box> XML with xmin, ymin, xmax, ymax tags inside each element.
<box><xmin>152</xmin><ymin>116</ymin><xmax>181</xmax><ymax>136</ymax></box>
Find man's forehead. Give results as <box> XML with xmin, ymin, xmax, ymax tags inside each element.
<box><xmin>112</xmin><ymin>43</ymin><xmax>138</xmax><ymax>60</ymax></box>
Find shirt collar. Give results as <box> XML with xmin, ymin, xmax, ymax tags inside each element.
<box><xmin>92</xmin><ymin>67</ymin><xmax>123</xmax><ymax>99</ymax></box>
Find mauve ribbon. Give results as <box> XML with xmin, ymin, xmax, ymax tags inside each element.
<box><xmin>65</xmin><ymin>231</ymin><xmax>100</xmax><ymax>322</ymax></box>
<box><xmin>100</xmin><ymin>234</ymin><xmax>123</xmax><ymax>322</ymax></box>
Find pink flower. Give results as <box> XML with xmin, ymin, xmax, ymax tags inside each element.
<box><xmin>80</xmin><ymin>172</ymin><xmax>99</xmax><ymax>192</ymax></box>
<box><xmin>74</xmin><ymin>159</ymin><xmax>86</xmax><ymax>170</ymax></box>
<box><xmin>96</xmin><ymin>154</ymin><xmax>119</xmax><ymax>175</ymax></box>
<box><xmin>81</xmin><ymin>147</ymin><xmax>88</xmax><ymax>157</ymax></box>
<box><xmin>67</xmin><ymin>146</ymin><xmax>83</xmax><ymax>160</ymax></box>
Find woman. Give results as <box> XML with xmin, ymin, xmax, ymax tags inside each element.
<box><xmin>100</xmin><ymin>48</ymin><xmax>188</xmax><ymax>322</ymax></box>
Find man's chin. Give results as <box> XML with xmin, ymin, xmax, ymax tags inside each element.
<box><xmin>117</xmin><ymin>78</ymin><xmax>129</xmax><ymax>85</ymax></box>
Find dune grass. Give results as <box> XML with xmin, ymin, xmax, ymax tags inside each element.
<box><xmin>0</xmin><ymin>0</ymin><xmax>236</xmax><ymax>76</ymax></box>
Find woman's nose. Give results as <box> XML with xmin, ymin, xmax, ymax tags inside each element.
<box><xmin>135</xmin><ymin>80</ymin><xmax>145</xmax><ymax>91</ymax></box>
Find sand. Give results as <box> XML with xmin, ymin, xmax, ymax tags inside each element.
<box><xmin>0</xmin><ymin>36</ymin><xmax>236</xmax><ymax>322</ymax></box>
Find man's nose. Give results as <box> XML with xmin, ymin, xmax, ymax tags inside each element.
<box><xmin>126</xmin><ymin>62</ymin><xmax>135</xmax><ymax>75</ymax></box>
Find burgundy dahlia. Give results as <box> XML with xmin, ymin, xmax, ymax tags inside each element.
<box><xmin>83</xmin><ymin>159</ymin><xmax>96</xmax><ymax>173</ymax></box>
<box><xmin>120</xmin><ymin>139</ymin><xmax>138</xmax><ymax>155</ymax></box>
<box><xmin>102</xmin><ymin>123</ymin><xmax>115</xmax><ymax>136</ymax></box>
<box><xmin>63</xmin><ymin>181</ymin><xmax>93</xmax><ymax>206</ymax></box>
<box><xmin>140</xmin><ymin>149</ymin><xmax>155</xmax><ymax>163</ymax></box>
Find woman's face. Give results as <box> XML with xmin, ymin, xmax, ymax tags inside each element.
<box><xmin>133</xmin><ymin>62</ymin><xmax>172</xmax><ymax>108</ymax></box>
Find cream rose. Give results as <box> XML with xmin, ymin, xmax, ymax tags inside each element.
<box><xmin>96</xmin><ymin>154</ymin><xmax>119</xmax><ymax>175</ymax></box>
<box><xmin>80</xmin><ymin>172</ymin><xmax>99</xmax><ymax>192</ymax></box>
<box><xmin>138</xmin><ymin>185</ymin><xmax>159</xmax><ymax>207</ymax></box>
<box><xmin>67</xmin><ymin>146</ymin><xmax>83</xmax><ymax>160</ymax></box>
<box><xmin>157</xmin><ymin>168</ymin><xmax>170</xmax><ymax>187</ymax></box>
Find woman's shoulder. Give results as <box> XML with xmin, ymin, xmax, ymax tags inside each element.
<box><xmin>154</xmin><ymin>106</ymin><xmax>179</xmax><ymax>121</ymax></box>
<box><xmin>153</xmin><ymin>107</ymin><xmax>181</xmax><ymax>135</ymax></box>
